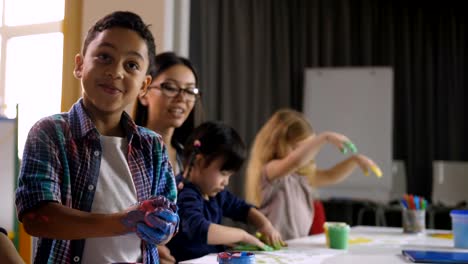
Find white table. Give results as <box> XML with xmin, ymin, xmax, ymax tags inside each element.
<box><xmin>181</xmin><ymin>226</ymin><xmax>467</xmax><ymax>263</ymax></box>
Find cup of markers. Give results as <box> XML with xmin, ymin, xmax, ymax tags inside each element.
<box><xmin>401</xmin><ymin>194</ymin><xmax>427</xmax><ymax>234</ymax></box>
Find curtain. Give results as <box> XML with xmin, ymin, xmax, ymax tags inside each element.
<box><xmin>190</xmin><ymin>0</ymin><xmax>468</xmax><ymax>200</ymax></box>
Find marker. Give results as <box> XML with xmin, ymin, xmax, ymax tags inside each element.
<box><xmin>401</xmin><ymin>199</ymin><xmax>408</xmax><ymax>209</ymax></box>
<box><xmin>409</xmin><ymin>195</ymin><xmax>415</xmax><ymax>210</ymax></box>
<box><xmin>414</xmin><ymin>196</ymin><xmax>419</xmax><ymax>210</ymax></box>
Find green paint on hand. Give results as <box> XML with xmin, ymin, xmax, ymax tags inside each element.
<box><xmin>262</xmin><ymin>244</ymin><xmax>274</xmax><ymax>251</ymax></box>
<box><xmin>344</xmin><ymin>141</ymin><xmax>357</xmax><ymax>153</ymax></box>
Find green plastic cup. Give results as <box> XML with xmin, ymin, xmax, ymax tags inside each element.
<box><xmin>325</xmin><ymin>222</ymin><xmax>350</xmax><ymax>250</ymax></box>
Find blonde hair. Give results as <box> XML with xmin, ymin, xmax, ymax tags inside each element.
<box><xmin>245</xmin><ymin>108</ymin><xmax>315</xmax><ymax>206</ymax></box>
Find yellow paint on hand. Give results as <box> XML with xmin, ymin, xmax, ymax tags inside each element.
<box><xmin>370</xmin><ymin>165</ymin><xmax>383</xmax><ymax>178</ymax></box>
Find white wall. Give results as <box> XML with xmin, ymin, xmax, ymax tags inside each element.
<box><xmin>82</xmin><ymin>0</ymin><xmax>167</xmax><ymax>52</ymax></box>
<box><xmin>81</xmin><ymin>0</ymin><xmax>190</xmax><ymax>55</ymax></box>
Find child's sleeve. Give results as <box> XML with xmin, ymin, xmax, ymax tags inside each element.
<box><xmin>15</xmin><ymin>120</ymin><xmax>63</xmax><ymax>220</ymax></box>
<box><xmin>177</xmin><ymin>189</ymin><xmax>212</xmax><ymax>244</ymax></box>
<box><xmin>152</xmin><ymin>137</ymin><xmax>177</xmax><ymax>202</ymax></box>
<box><xmin>220</xmin><ymin>191</ymin><xmax>254</xmax><ymax>223</ymax></box>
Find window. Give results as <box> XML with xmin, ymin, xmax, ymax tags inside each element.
<box><xmin>0</xmin><ymin>0</ymin><xmax>65</xmax><ymax>157</ymax></box>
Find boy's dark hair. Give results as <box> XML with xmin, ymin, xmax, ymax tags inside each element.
<box><xmin>82</xmin><ymin>11</ymin><xmax>156</xmax><ymax>74</ymax></box>
<box><xmin>184</xmin><ymin>121</ymin><xmax>246</xmax><ymax>172</ymax></box>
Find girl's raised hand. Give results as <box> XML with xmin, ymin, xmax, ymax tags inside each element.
<box><xmin>322</xmin><ymin>132</ymin><xmax>357</xmax><ymax>154</ymax></box>
<box><xmin>352</xmin><ymin>154</ymin><xmax>383</xmax><ymax>178</ymax></box>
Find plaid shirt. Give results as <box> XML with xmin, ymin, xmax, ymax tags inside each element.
<box><xmin>15</xmin><ymin>99</ymin><xmax>177</xmax><ymax>264</ymax></box>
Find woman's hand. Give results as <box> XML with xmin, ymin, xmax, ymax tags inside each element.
<box><xmin>353</xmin><ymin>154</ymin><xmax>382</xmax><ymax>177</ymax></box>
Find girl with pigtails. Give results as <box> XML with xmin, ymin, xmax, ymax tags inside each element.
<box><xmin>167</xmin><ymin>121</ymin><xmax>285</xmax><ymax>262</ymax></box>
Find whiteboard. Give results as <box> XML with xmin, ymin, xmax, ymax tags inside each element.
<box><xmin>0</xmin><ymin>117</ymin><xmax>17</xmax><ymax>232</ymax></box>
<box><xmin>303</xmin><ymin>68</ymin><xmax>393</xmax><ymax>202</ymax></box>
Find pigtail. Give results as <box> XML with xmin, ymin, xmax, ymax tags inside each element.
<box><xmin>182</xmin><ymin>139</ymin><xmax>202</xmax><ymax>181</ymax></box>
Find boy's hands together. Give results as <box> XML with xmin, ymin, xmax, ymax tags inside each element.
<box><xmin>122</xmin><ymin>196</ymin><xmax>179</xmax><ymax>245</ymax></box>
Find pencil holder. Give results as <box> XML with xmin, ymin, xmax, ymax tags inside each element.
<box><xmin>402</xmin><ymin>209</ymin><xmax>425</xmax><ymax>233</ymax></box>
<box><xmin>217</xmin><ymin>252</ymin><xmax>255</xmax><ymax>264</ymax></box>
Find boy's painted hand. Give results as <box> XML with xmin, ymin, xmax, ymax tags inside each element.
<box><xmin>135</xmin><ymin>219</ymin><xmax>177</xmax><ymax>245</ymax></box>
<box><xmin>122</xmin><ymin>196</ymin><xmax>179</xmax><ymax>244</ymax></box>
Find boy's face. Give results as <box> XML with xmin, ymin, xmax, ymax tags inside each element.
<box><xmin>193</xmin><ymin>157</ymin><xmax>233</xmax><ymax>198</ymax></box>
<box><xmin>74</xmin><ymin>27</ymin><xmax>152</xmax><ymax>115</ymax></box>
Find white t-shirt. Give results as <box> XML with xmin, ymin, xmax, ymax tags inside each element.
<box><xmin>81</xmin><ymin>136</ymin><xmax>141</xmax><ymax>264</ymax></box>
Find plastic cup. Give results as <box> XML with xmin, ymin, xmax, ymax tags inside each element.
<box><xmin>402</xmin><ymin>209</ymin><xmax>425</xmax><ymax>233</ymax></box>
<box><xmin>217</xmin><ymin>252</ymin><xmax>255</xmax><ymax>264</ymax></box>
<box><xmin>451</xmin><ymin>210</ymin><xmax>468</xmax><ymax>249</ymax></box>
<box><xmin>324</xmin><ymin>222</ymin><xmax>350</xmax><ymax>250</ymax></box>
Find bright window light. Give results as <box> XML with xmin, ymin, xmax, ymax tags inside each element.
<box><xmin>5</xmin><ymin>0</ymin><xmax>64</xmax><ymax>26</ymax></box>
<box><xmin>5</xmin><ymin>33</ymin><xmax>63</xmax><ymax>157</ymax></box>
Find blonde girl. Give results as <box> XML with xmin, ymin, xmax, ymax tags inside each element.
<box><xmin>245</xmin><ymin>109</ymin><xmax>381</xmax><ymax>240</ymax></box>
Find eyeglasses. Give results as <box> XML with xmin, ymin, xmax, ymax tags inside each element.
<box><xmin>149</xmin><ymin>82</ymin><xmax>200</xmax><ymax>102</ymax></box>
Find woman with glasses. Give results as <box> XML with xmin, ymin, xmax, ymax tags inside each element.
<box><xmin>134</xmin><ymin>52</ymin><xmax>202</xmax><ymax>264</ymax></box>
<box><xmin>134</xmin><ymin>52</ymin><xmax>202</xmax><ymax>176</ymax></box>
